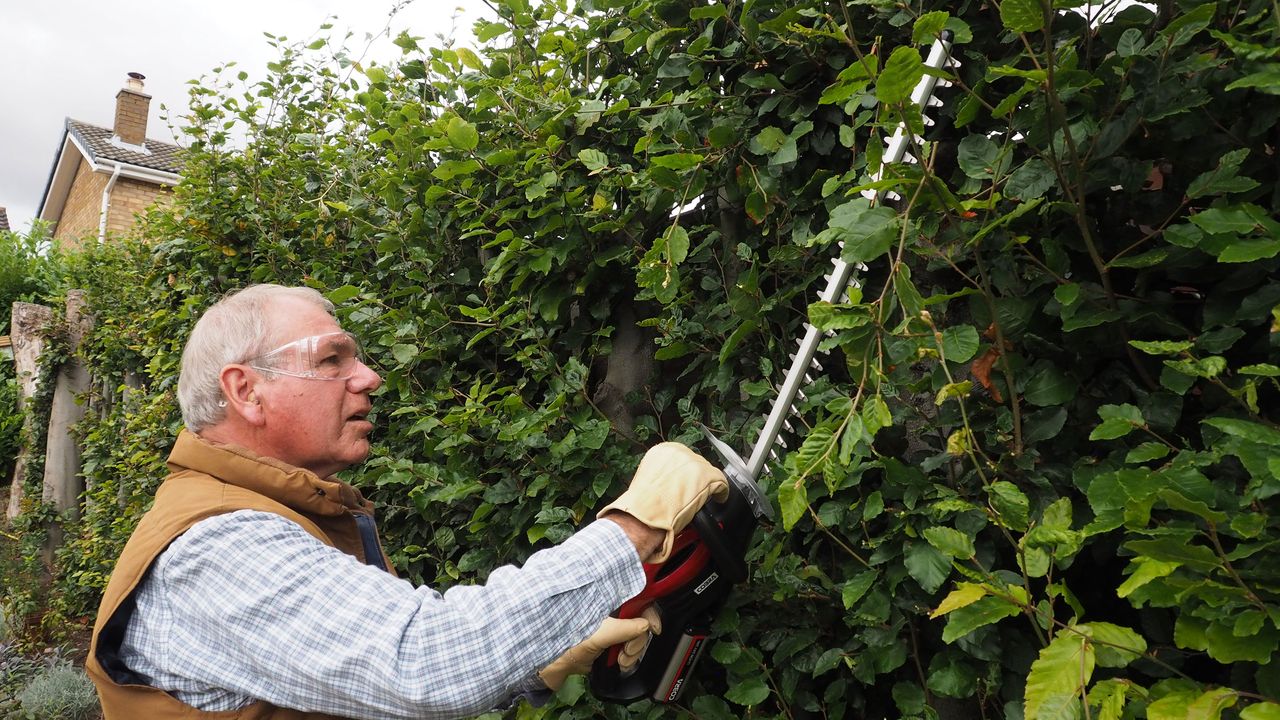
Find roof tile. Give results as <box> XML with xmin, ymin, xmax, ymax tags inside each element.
<box><xmin>67</xmin><ymin>118</ymin><xmax>183</xmax><ymax>174</ymax></box>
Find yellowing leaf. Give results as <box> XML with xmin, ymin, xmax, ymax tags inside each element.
<box><xmin>1025</xmin><ymin>630</ymin><xmax>1095</xmax><ymax>720</ymax></box>
<box><xmin>930</xmin><ymin>582</ymin><xmax>989</xmax><ymax>618</ymax></box>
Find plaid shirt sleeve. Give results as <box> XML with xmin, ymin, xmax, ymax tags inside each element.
<box><xmin>118</xmin><ymin>509</ymin><xmax>647</xmax><ymax>720</ymax></box>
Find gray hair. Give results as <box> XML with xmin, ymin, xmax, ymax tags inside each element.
<box><xmin>177</xmin><ymin>284</ymin><xmax>335</xmax><ymax>432</ymax></box>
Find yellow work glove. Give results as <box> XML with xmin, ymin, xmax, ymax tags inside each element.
<box><xmin>598</xmin><ymin>442</ymin><xmax>730</xmax><ymax>563</ymax></box>
<box><xmin>539</xmin><ymin>607</ymin><xmax>662</xmax><ymax>690</ymax></box>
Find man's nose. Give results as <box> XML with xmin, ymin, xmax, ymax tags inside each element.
<box><xmin>348</xmin><ymin>359</ymin><xmax>383</xmax><ymax>392</ymax></box>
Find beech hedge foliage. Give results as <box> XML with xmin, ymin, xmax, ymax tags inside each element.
<box><xmin>19</xmin><ymin>0</ymin><xmax>1280</xmax><ymax>718</ymax></box>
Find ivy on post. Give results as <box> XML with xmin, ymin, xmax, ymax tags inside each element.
<box><xmin>5</xmin><ymin>302</ymin><xmax>53</xmax><ymax>524</ymax></box>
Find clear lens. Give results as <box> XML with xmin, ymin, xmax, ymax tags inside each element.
<box><xmin>247</xmin><ymin>331</ymin><xmax>364</xmax><ymax>380</ymax></box>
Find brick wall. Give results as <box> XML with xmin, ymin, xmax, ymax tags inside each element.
<box><xmin>105</xmin><ymin>177</ymin><xmax>169</xmax><ymax>236</ymax></box>
<box><xmin>53</xmin><ymin>160</ymin><xmax>172</xmax><ymax>250</ymax></box>
<box><xmin>53</xmin><ymin>158</ymin><xmax>107</xmax><ymax>250</ymax></box>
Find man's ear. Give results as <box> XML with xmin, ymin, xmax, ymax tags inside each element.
<box><xmin>219</xmin><ymin>365</ymin><xmax>266</xmax><ymax>426</ymax></box>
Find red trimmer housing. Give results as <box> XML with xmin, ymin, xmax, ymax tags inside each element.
<box><xmin>589</xmin><ymin>480</ymin><xmax>758</xmax><ymax>703</ymax></box>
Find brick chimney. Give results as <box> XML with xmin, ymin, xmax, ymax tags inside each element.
<box><xmin>113</xmin><ymin>72</ymin><xmax>150</xmax><ymax>146</ymax></box>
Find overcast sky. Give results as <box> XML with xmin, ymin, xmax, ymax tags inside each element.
<box><xmin>1</xmin><ymin>0</ymin><xmax>493</xmax><ymax>233</ymax></box>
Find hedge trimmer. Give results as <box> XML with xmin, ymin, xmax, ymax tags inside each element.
<box><xmin>590</xmin><ymin>32</ymin><xmax>957</xmax><ymax>705</ymax></box>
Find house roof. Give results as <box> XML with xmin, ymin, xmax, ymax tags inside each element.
<box><xmin>38</xmin><ymin>118</ymin><xmax>184</xmax><ymax>224</ymax></box>
<box><xmin>66</xmin><ymin>118</ymin><xmax>183</xmax><ymax>174</ymax></box>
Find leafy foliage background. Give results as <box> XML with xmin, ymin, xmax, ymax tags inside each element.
<box><xmin>12</xmin><ymin>0</ymin><xmax>1280</xmax><ymax>718</ymax></box>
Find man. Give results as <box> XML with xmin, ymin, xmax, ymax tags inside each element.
<box><xmin>86</xmin><ymin>284</ymin><xmax>728</xmax><ymax>719</ymax></box>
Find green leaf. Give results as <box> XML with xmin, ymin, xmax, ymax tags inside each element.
<box><xmin>327</xmin><ymin>284</ymin><xmax>361</xmax><ymax>304</ymax></box>
<box><xmin>1124</xmin><ymin>538</ymin><xmax>1219</xmax><ymax>572</ymax></box>
<box><xmin>1025</xmin><ymin>631</ymin><xmax>1095</xmax><ymax>720</ymax></box>
<box><xmin>876</xmin><ymin>45</ymin><xmax>925</xmax><ymax>104</ymax></box>
<box><xmin>913</xmin><ymin>11</ymin><xmax>950</xmax><ymax>43</ymax></box>
<box><xmin>989</xmin><ymin>481</ymin><xmax>1030</xmax><ymax>532</ymax></box>
<box><xmin>1186</xmin><ymin>687</ymin><xmax>1240</xmax><ymax>720</ymax></box>
<box><xmin>445</xmin><ymin>116</ymin><xmax>479</xmax><ymax>151</ymax></box>
<box><xmin>1116</xmin><ymin>28</ymin><xmax>1144</xmax><ymax>57</ymax></box>
<box><xmin>1149</xmin><ymin>689</ymin><xmax>1200</xmax><ymax>720</ymax></box>
<box><xmin>650</xmin><ymin>152</ymin><xmax>705</xmax><ymax>170</ymax></box>
<box><xmin>689</xmin><ymin>4</ymin><xmax>727</xmax><ymax>20</ymax></box>
<box><xmin>1116</xmin><ymin>557</ymin><xmax>1179</xmax><ymax>598</ymax></box>
<box><xmin>1129</xmin><ymin>339</ymin><xmax>1194</xmax><ymax>355</ymax></box>
<box><xmin>1189</xmin><ymin>206</ymin><xmax>1259</xmax><ymax>234</ymax></box>
<box><xmin>749</xmin><ymin>126</ymin><xmax>787</xmax><ymax>154</ymax></box>
<box><xmin>904</xmin><ymin>540</ymin><xmax>951</xmax><ymax>593</ymax></box>
<box><xmin>809</xmin><ymin>301</ymin><xmax>873</xmax><ymax>331</ymax></box>
<box><xmin>1241</xmin><ymin>702</ymin><xmax>1280</xmax><ymax>720</ymax></box>
<box><xmin>1204</xmin><ymin>417</ymin><xmax>1280</xmax><ymax>446</ymax></box>
<box><xmin>577</xmin><ymin>148</ymin><xmax>609</xmax><ymax>173</ymax></box>
<box><xmin>1187</xmin><ymin>149</ymin><xmax>1258</xmax><ymax>198</ymax></box>
<box><xmin>1090</xmin><ymin>404</ymin><xmax>1144</xmax><ymax>440</ymax></box>
<box><xmin>830</xmin><ymin>200</ymin><xmax>899</xmax><ymax>263</ymax></box>
<box><xmin>941</xmin><ymin>325</ymin><xmax>980</xmax><ymax>363</ymax></box>
<box><xmin>1161</xmin><ymin>2</ymin><xmax>1215</xmax><ymax>49</ymax></box>
<box><xmin>778</xmin><ymin>476</ymin><xmax>810</xmax><ymax>531</ymax></box>
<box><xmin>924</xmin><ymin>526</ymin><xmax>976</xmax><ymax>559</ymax></box>
<box><xmin>1000</xmin><ymin>0</ymin><xmax>1045</xmax><ymax>33</ymax></box>
<box><xmin>724</xmin><ymin>676</ymin><xmax>771</xmax><ymax>706</ymax></box>
<box><xmin>957</xmin><ymin>135</ymin><xmax>1011</xmax><ymax>179</ymax></box>
<box><xmin>1125</xmin><ymin>442</ymin><xmax>1170</xmax><ymax>463</ymax></box>
<box><xmin>942</xmin><ymin>594</ymin><xmax>1025</xmax><ymax>642</ymax></box>
<box><xmin>1206</xmin><ymin>622</ymin><xmax>1280</xmax><ymax>663</ymax></box>
<box><xmin>664</xmin><ymin>225</ymin><xmax>690</xmax><ymax>265</ymax></box>
<box><xmin>1226</xmin><ymin>67</ymin><xmax>1280</xmax><ymax>95</ymax></box>
<box><xmin>1217</xmin><ymin>238</ymin><xmax>1280</xmax><ymax>263</ymax></box>
<box><xmin>1006</xmin><ymin>159</ymin><xmax>1057</xmax><ymax>200</ymax></box>
<box><xmin>842</xmin><ymin>571</ymin><xmax>877</xmax><ymax>609</ymax></box>
<box><xmin>645</xmin><ymin>26</ymin><xmax>685</xmax><ymax>54</ymax></box>
<box><xmin>390</xmin><ymin>343</ymin><xmax>419</xmax><ymax>365</ymax></box>
<box><xmin>1082</xmin><ymin>623</ymin><xmax>1147</xmax><ymax>667</ymax></box>
<box><xmin>1023</xmin><ymin>364</ymin><xmax>1078</xmax><ymax>406</ymax></box>
<box><xmin>1089</xmin><ymin>679</ymin><xmax>1130</xmax><ymax>720</ymax></box>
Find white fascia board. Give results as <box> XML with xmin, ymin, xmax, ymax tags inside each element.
<box><xmin>38</xmin><ymin>134</ymin><xmax>80</xmax><ymax>223</ymax></box>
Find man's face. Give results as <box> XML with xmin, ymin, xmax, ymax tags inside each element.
<box><xmin>252</xmin><ymin>297</ymin><xmax>382</xmax><ymax>477</ymax></box>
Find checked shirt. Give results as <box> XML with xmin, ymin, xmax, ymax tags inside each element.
<box><xmin>118</xmin><ymin>510</ymin><xmax>646</xmax><ymax>719</ymax></box>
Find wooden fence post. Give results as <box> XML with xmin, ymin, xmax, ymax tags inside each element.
<box><xmin>42</xmin><ymin>291</ymin><xmax>92</xmax><ymax>543</ymax></box>
<box><xmin>4</xmin><ymin>302</ymin><xmax>53</xmax><ymax>522</ymax></box>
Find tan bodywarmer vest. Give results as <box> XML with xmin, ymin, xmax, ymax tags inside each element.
<box><xmin>86</xmin><ymin>431</ymin><xmax>395</xmax><ymax>720</ymax></box>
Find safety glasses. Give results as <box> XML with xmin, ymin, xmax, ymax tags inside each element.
<box><xmin>246</xmin><ymin>331</ymin><xmax>366</xmax><ymax>381</ymax></box>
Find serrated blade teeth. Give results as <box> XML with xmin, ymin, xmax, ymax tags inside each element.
<box><xmin>803</xmin><ymin>373</ymin><xmax>814</xmax><ymax>385</ymax></box>
<box><xmin>860</xmin><ymin>188</ymin><xmax>878</xmax><ymax>200</ymax></box>
<box><xmin>783</xmin><ymin>419</ymin><xmax>794</xmax><ymax>433</ymax></box>
<box><xmin>923</xmin><ymin>116</ymin><xmax>935</xmax><ymax>127</ymax></box>
<box><xmin>774</xmin><ymin>436</ymin><xmax>788</xmax><ymax>450</ymax></box>
<box><xmin>927</xmin><ymin>96</ymin><xmax>944</xmax><ymax>107</ymax></box>
<box><xmin>795</xmin><ymin>389</ymin><xmax>807</xmax><ymax>402</ymax></box>
<box><xmin>936</xmin><ymin>79</ymin><xmax>954</xmax><ymax>88</ymax></box>
<box><xmin>810</xmin><ymin>358</ymin><xmax>823</xmax><ymax>373</ymax></box>
<box><xmin>903</xmin><ymin>152</ymin><xmax>917</xmax><ymax>164</ymax></box>
<box><xmin>914</xmin><ymin>134</ymin><xmax>926</xmax><ymax>144</ymax></box>
<box><xmin>886</xmin><ymin>191</ymin><xmax>902</xmax><ymax>201</ymax></box>
<box><xmin>948</xmin><ymin>58</ymin><xmax>962</xmax><ymax>68</ymax></box>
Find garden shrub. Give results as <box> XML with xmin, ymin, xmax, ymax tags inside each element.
<box><xmin>24</xmin><ymin>0</ymin><xmax>1280</xmax><ymax>718</ymax></box>
<box><xmin>11</xmin><ymin>660</ymin><xmax>99</xmax><ymax>720</ymax></box>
